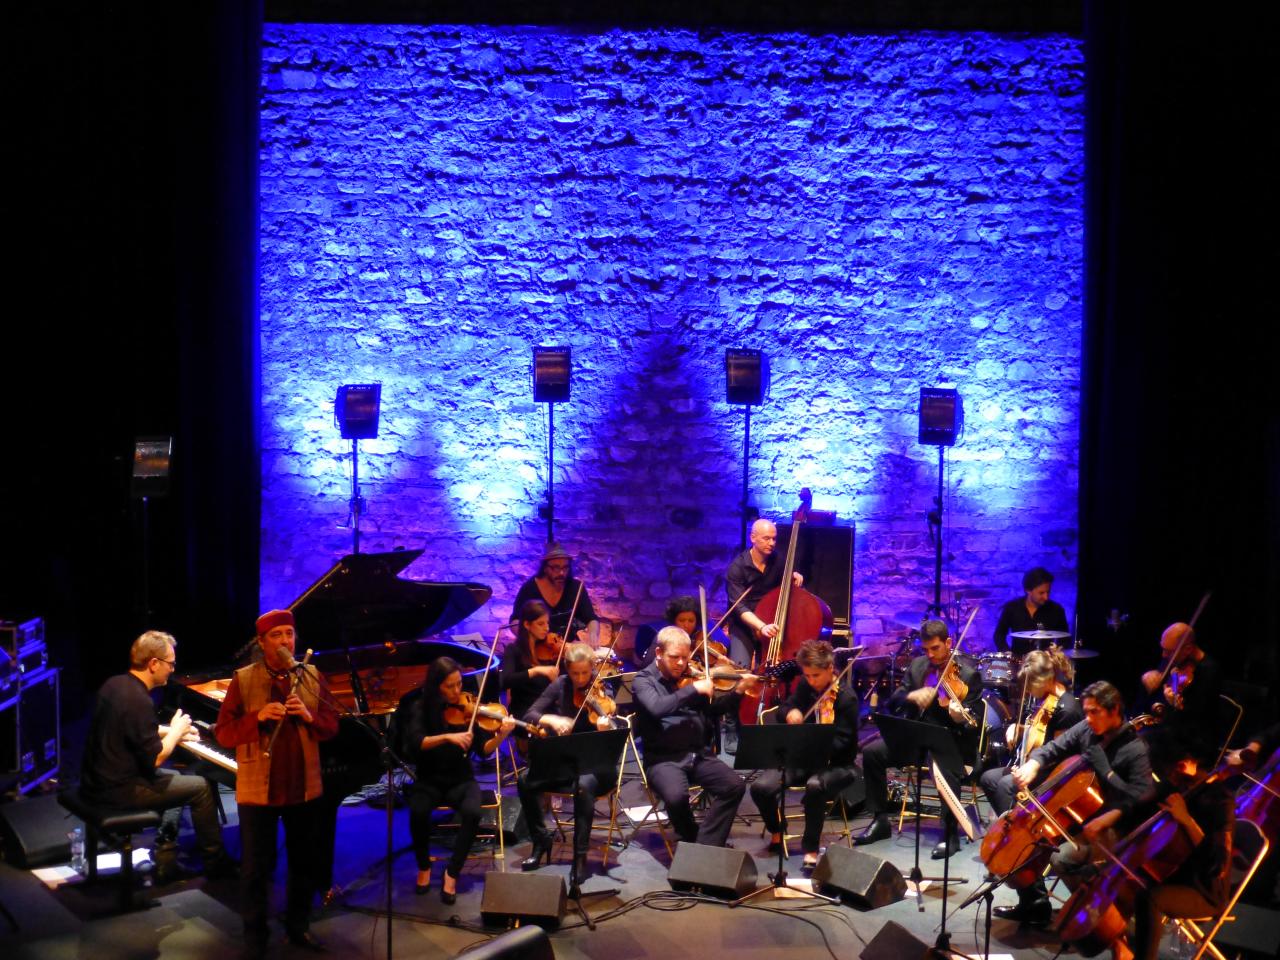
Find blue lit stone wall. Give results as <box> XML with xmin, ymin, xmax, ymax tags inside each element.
<box><xmin>259</xmin><ymin>24</ymin><xmax>1083</xmax><ymax>656</ymax></box>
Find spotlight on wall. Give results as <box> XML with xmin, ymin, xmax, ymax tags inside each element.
<box><xmin>725</xmin><ymin>348</ymin><xmax>768</xmax><ymax>405</ymax></box>
<box><xmin>918</xmin><ymin>387</ymin><xmax>961</xmax><ymax>447</ymax></box>
<box><xmin>131</xmin><ymin>436</ymin><xmax>173</xmax><ymax>499</ymax></box>
<box><xmin>335</xmin><ymin>383</ymin><xmax>382</xmax><ymax>440</ymax></box>
<box><xmin>532</xmin><ymin>346</ymin><xmax>571</xmax><ymax>403</ymax></box>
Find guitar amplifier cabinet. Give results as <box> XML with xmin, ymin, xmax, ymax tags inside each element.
<box><xmin>0</xmin><ymin>665</ymin><xmax>60</xmax><ymax>793</ymax></box>
<box><xmin>776</xmin><ymin>523</ymin><xmax>855</xmax><ymax>635</ymax></box>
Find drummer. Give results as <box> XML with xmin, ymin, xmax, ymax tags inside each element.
<box><xmin>993</xmin><ymin>567</ymin><xmax>1070</xmax><ymax>654</ymax></box>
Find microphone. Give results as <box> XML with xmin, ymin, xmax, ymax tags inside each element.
<box><xmin>1107</xmin><ymin>609</ymin><xmax>1129</xmax><ymax>633</ymax></box>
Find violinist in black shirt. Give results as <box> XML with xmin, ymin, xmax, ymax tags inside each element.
<box><xmin>516</xmin><ymin>643</ymin><xmax>619</xmax><ymax>880</ymax></box>
<box><xmin>749</xmin><ymin>640</ymin><xmax>860</xmax><ymax>869</ymax></box>
<box><xmin>500</xmin><ymin>599</ymin><xmax>562</xmax><ymax>731</ymax></box>
<box><xmin>1139</xmin><ymin>622</ymin><xmax>1223</xmax><ymax>742</ymax></box>
<box><xmin>399</xmin><ymin>657</ymin><xmax>515</xmax><ymax>903</ymax></box>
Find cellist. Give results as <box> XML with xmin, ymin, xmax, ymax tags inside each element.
<box><xmin>1001</xmin><ymin>681</ymin><xmax>1156</xmax><ymax>925</ymax></box>
<box><xmin>854</xmin><ymin>619</ymin><xmax>984</xmax><ymax>859</ymax></box>
<box><xmin>977</xmin><ymin>646</ymin><xmax>1083</xmax><ymax>925</ymax></box>
<box><xmin>1125</xmin><ymin>727</ymin><xmax>1234</xmax><ymax>960</ymax></box>
<box><xmin>515</xmin><ymin>643</ymin><xmax>619</xmax><ymax>880</ymax></box>
<box><xmin>748</xmin><ymin>639</ymin><xmax>861</xmax><ymax>869</ymax></box>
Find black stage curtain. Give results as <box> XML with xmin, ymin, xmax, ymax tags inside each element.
<box><xmin>1080</xmin><ymin>2</ymin><xmax>1279</xmax><ymax>719</ymax></box>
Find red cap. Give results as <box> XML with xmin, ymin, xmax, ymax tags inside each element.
<box><xmin>255</xmin><ymin>609</ymin><xmax>295</xmax><ymax>636</ymax></box>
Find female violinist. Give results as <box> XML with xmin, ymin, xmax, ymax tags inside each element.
<box><xmin>500</xmin><ymin>599</ymin><xmax>563</xmax><ymax>732</ymax></box>
<box><xmin>855</xmin><ymin>620</ymin><xmax>983</xmax><ymax>859</ymax></box>
<box><xmin>515</xmin><ymin>643</ymin><xmax>619</xmax><ymax>881</ymax></box>
<box><xmin>400</xmin><ymin>656</ymin><xmax>515</xmax><ymax>903</ymax></box>
<box><xmin>748</xmin><ymin>640</ymin><xmax>860</xmax><ymax>869</ymax></box>
<box><xmin>993</xmin><ymin>681</ymin><xmax>1156</xmax><ymax>927</ymax></box>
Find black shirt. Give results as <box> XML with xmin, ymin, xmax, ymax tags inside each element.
<box><xmin>1029</xmin><ymin>719</ymin><xmax>1156</xmax><ymax>824</ymax></box>
<box><xmin>512</xmin><ymin>576</ymin><xmax>598</xmax><ymax>637</ymax></box>
<box><xmin>1160</xmin><ymin>779</ymin><xmax>1234</xmax><ymax>906</ymax></box>
<box><xmin>632</xmin><ymin>662</ymin><xmax>738</xmax><ymax>761</ymax></box>
<box><xmin>888</xmin><ymin>655</ymin><xmax>985</xmax><ymax>734</ymax></box>
<box><xmin>401</xmin><ymin>693</ymin><xmax>481</xmax><ymax>787</ymax></box>
<box><xmin>500</xmin><ymin>639</ymin><xmax>556</xmax><ymax>724</ymax></box>
<box><xmin>524</xmin><ymin>675</ymin><xmax>606</xmax><ymax>735</ymax></box>
<box><xmin>1149</xmin><ymin>653</ymin><xmax>1224</xmax><ymax>743</ymax></box>
<box><xmin>725</xmin><ymin>547</ymin><xmax>785</xmax><ymax>647</ymax></box>
<box><xmin>993</xmin><ymin>597</ymin><xmax>1070</xmax><ymax>653</ymax></box>
<box><xmin>783</xmin><ymin>681</ymin><xmax>860</xmax><ymax>767</ymax></box>
<box><xmin>81</xmin><ymin>673</ymin><xmax>163</xmax><ymax>801</ymax></box>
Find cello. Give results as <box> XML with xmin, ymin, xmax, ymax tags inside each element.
<box><xmin>739</xmin><ymin>518</ymin><xmax>833</xmax><ymax>725</ymax></box>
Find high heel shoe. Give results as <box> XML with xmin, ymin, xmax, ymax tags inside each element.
<box><xmin>414</xmin><ymin>870</ymin><xmax>431</xmax><ymax>896</ymax></box>
<box><xmin>440</xmin><ymin>870</ymin><xmax>458</xmax><ymax>905</ymax></box>
<box><xmin>520</xmin><ymin>841</ymin><xmax>552</xmax><ymax>872</ymax></box>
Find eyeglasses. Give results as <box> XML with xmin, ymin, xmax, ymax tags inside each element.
<box><xmin>154</xmin><ymin>657</ymin><xmax>176</xmax><ymax>668</ymax></box>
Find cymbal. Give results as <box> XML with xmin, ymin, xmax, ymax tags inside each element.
<box><xmin>1063</xmin><ymin>647</ymin><xmax>1100</xmax><ymax>659</ymax></box>
<box><xmin>1009</xmin><ymin>630</ymin><xmax>1071</xmax><ymax>641</ymax></box>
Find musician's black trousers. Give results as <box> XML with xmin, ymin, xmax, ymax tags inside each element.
<box><xmin>979</xmin><ymin>767</ymin><xmax>1017</xmax><ymax>816</ymax></box>
<box><xmin>101</xmin><ymin>768</ymin><xmax>225</xmax><ymax>865</ymax></box>
<box><xmin>408</xmin><ymin>779</ymin><xmax>482</xmax><ymax>878</ymax></box>
<box><xmin>860</xmin><ymin>736</ymin><xmax>965</xmax><ymax>816</ymax></box>
<box><xmin>238</xmin><ymin>797</ymin><xmax>323</xmax><ymax>943</ymax></box>
<box><xmin>750</xmin><ymin>765</ymin><xmax>859</xmax><ymax>852</ymax></box>
<box><xmin>646</xmin><ymin>752</ymin><xmax>745</xmax><ymax>847</ymax></box>
<box><xmin>516</xmin><ymin>771</ymin><xmax>610</xmax><ymax>855</ymax></box>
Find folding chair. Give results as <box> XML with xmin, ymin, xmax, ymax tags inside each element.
<box><xmin>1175</xmin><ymin>818</ymin><xmax>1270</xmax><ymax>960</ymax></box>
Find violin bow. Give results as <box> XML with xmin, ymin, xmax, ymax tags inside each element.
<box><xmin>930</xmin><ymin>605</ymin><xmax>980</xmax><ymax>700</ymax></box>
<box><xmin>469</xmin><ymin>623</ymin><xmax>508</xmax><ymax>736</ymax></box>
<box><xmin>702</xmin><ymin>586</ymin><xmax>754</xmax><ymax>659</ymax></box>
<box><xmin>698</xmin><ymin>585</ymin><xmax>712</xmax><ymax>688</ymax></box>
<box><xmin>553</xmin><ymin>580</ymin><xmax>586</xmax><ymax>671</ymax></box>
<box><xmin>1155</xmin><ymin>590</ymin><xmax>1211</xmax><ymax>689</ymax></box>
<box><xmin>568</xmin><ymin>652</ymin><xmax>615</xmax><ymax>730</ymax></box>
<box><xmin>799</xmin><ymin>648</ymin><xmax>860</xmax><ymax>723</ymax></box>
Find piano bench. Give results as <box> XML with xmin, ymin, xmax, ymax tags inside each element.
<box><xmin>58</xmin><ymin>789</ymin><xmax>162</xmax><ymax>911</ymax></box>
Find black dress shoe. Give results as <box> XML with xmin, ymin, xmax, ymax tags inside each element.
<box><xmin>931</xmin><ymin>835</ymin><xmax>961</xmax><ymax>860</ymax></box>
<box><xmin>285</xmin><ymin>930</ymin><xmax>326</xmax><ymax>952</ymax></box>
<box><xmin>993</xmin><ymin>898</ymin><xmax>1052</xmax><ymax>926</ymax></box>
<box><xmin>853</xmin><ymin>817</ymin><xmax>891</xmax><ymax>845</ymax></box>
<box><xmin>520</xmin><ymin>841</ymin><xmax>552</xmax><ymax>872</ymax></box>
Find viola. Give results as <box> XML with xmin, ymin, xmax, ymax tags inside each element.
<box><xmin>573</xmin><ymin>685</ymin><xmax>618</xmax><ymax>727</ymax></box>
<box><xmin>532</xmin><ymin>631</ymin><xmax>565</xmax><ymax>665</ymax></box>
<box><xmin>443</xmin><ymin>692</ymin><xmax>546</xmax><ymax>737</ymax></box>
<box><xmin>1018</xmin><ymin>690</ymin><xmax>1060</xmax><ymax>760</ymax></box>
<box><xmin>1054</xmin><ymin>760</ymin><xmax>1232</xmax><ymax>953</ymax></box>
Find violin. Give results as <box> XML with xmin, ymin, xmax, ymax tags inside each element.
<box><xmin>443</xmin><ymin>691</ymin><xmax>546</xmax><ymax>737</ymax></box>
<box><xmin>573</xmin><ymin>684</ymin><xmax>618</xmax><ymax>727</ymax></box>
<box><xmin>532</xmin><ymin>631</ymin><xmax>565</xmax><ymax>666</ymax></box>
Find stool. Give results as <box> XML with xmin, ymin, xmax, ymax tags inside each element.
<box><xmin>58</xmin><ymin>788</ymin><xmax>161</xmax><ymax>911</ymax></box>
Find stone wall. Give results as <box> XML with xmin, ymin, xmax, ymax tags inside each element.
<box><xmin>259</xmin><ymin>23</ymin><xmax>1083</xmax><ymax>656</ymax></box>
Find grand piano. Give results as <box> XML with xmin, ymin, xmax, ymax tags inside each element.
<box><xmin>167</xmin><ymin>548</ymin><xmax>497</xmax><ymax>801</ymax></box>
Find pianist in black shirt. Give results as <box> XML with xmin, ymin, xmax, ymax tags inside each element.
<box><xmin>992</xmin><ymin>566</ymin><xmax>1070</xmax><ymax>653</ymax></box>
<box><xmin>80</xmin><ymin>630</ymin><xmax>230</xmax><ymax>884</ymax></box>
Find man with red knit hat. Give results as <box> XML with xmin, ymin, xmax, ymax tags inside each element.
<box><xmin>216</xmin><ymin>609</ymin><xmax>338</xmax><ymax>957</ymax></box>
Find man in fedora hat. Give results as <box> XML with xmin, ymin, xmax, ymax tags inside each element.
<box><xmin>512</xmin><ymin>542</ymin><xmax>603</xmax><ymax>645</ymax></box>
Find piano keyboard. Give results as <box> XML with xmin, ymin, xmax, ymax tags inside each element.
<box><xmin>160</xmin><ymin>724</ymin><xmax>238</xmax><ymax>773</ymax></box>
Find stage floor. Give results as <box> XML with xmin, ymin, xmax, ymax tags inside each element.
<box><xmin>0</xmin><ymin>758</ymin><xmax>1163</xmax><ymax>960</ymax></box>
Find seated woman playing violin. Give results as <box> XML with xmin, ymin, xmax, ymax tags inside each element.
<box><xmin>749</xmin><ymin>639</ymin><xmax>861</xmax><ymax>869</ymax></box>
<box><xmin>501</xmin><ymin>599</ymin><xmax>564</xmax><ymax>735</ymax></box>
<box><xmin>854</xmin><ymin>619</ymin><xmax>984</xmax><ymax>859</ymax></box>
<box><xmin>399</xmin><ymin>656</ymin><xmax>515</xmax><ymax>903</ymax></box>
<box><xmin>515</xmin><ymin>642</ymin><xmax>620</xmax><ymax>880</ymax></box>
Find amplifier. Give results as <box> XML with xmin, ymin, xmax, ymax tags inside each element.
<box><xmin>1</xmin><ymin>618</ymin><xmax>48</xmax><ymax>679</ymax></box>
<box><xmin>0</xmin><ymin>665</ymin><xmax>60</xmax><ymax>793</ymax></box>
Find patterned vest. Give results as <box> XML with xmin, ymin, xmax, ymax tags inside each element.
<box><xmin>232</xmin><ymin>661</ymin><xmax>324</xmax><ymax>806</ymax></box>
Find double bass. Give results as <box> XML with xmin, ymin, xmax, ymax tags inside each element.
<box><xmin>739</xmin><ymin>518</ymin><xmax>833</xmax><ymax>725</ymax></box>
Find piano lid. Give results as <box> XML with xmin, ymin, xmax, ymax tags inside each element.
<box><xmin>286</xmin><ymin>549</ymin><xmax>491</xmax><ymax>651</ymax></box>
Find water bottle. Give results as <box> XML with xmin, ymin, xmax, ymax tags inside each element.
<box><xmin>69</xmin><ymin>827</ymin><xmax>86</xmax><ymax>875</ymax></box>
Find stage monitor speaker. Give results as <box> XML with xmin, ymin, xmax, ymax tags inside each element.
<box><xmin>0</xmin><ymin>791</ymin><xmax>72</xmax><ymax>868</ymax></box>
<box><xmin>725</xmin><ymin>348</ymin><xmax>767</xmax><ymax>405</ymax></box>
<box><xmin>454</xmin><ymin>925</ymin><xmax>555</xmax><ymax>960</ymax></box>
<box><xmin>667</xmin><ymin>841</ymin><xmax>758</xmax><ymax>899</ymax></box>
<box><xmin>858</xmin><ymin>920</ymin><xmax>933</xmax><ymax>960</ymax></box>
<box><xmin>811</xmin><ymin>845</ymin><xmax>906</xmax><ymax>909</ymax></box>
<box><xmin>480</xmin><ymin>872</ymin><xmax>566</xmax><ymax>929</ymax></box>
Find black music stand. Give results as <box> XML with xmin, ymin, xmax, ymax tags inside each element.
<box><xmin>873</xmin><ymin>714</ymin><xmax>974</xmax><ymax>960</ymax></box>
<box><xmin>527</xmin><ymin>728</ymin><xmax>629</xmax><ymax>927</ymax></box>
<box><xmin>731</xmin><ymin>723</ymin><xmax>840</xmax><ymax>905</ymax></box>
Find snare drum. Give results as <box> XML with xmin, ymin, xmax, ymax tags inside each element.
<box><xmin>978</xmin><ymin>652</ymin><xmax>1020</xmax><ymax>691</ymax></box>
